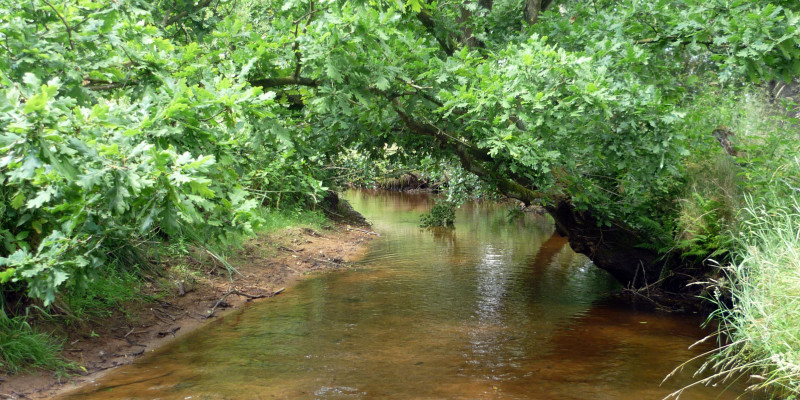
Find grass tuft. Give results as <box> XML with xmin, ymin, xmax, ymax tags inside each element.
<box><xmin>0</xmin><ymin>311</ymin><xmax>76</xmax><ymax>375</ymax></box>
<box><xmin>666</xmin><ymin>195</ymin><xmax>800</xmax><ymax>399</ymax></box>
<box><xmin>256</xmin><ymin>207</ymin><xmax>330</xmax><ymax>233</ymax></box>
<box><xmin>710</xmin><ymin>196</ymin><xmax>800</xmax><ymax>396</ymax></box>
<box><xmin>62</xmin><ymin>266</ymin><xmax>143</xmax><ymax>321</ymax></box>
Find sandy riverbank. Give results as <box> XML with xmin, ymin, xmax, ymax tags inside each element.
<box><xmin>0</xmin><ymin>224</ymin><xmax>376</xmax><ymax>399</ymax></box>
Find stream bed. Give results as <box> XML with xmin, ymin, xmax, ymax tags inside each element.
<box><xmin>62</xmin><ymin>190</ymin><xmax>760</xmax><ymax>399</ymax></box>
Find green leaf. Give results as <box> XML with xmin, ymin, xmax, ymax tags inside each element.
<box><xmin>0</xmin><ymin>268</ymin><xmax>15</xmax><ymax>284</ymax></box>
<box><xmin>26</xmin><ymin>187</ymin><xmax>57</xmax><ymax>210</ymax></box>
<box><xmin>23</xmin><ymin>91</ymin><xmax>48</xmax><ymax>114</ymax></box>
<box><xmin>375</xmin><ymin>76</ymin><xmax>390</xmax><ymax>91</ymax></box>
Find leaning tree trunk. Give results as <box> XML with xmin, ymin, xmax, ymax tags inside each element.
<box><xmin>547</xmin><ymin>200</ymin><xmax>664</xmax><ymax>288</ymax></box>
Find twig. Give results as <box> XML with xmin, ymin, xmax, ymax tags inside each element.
<box><xmin>41</xmin><ymin>0</ymin><xmax>74</xmax><ymax>50</ymax></box>
<box><xmin>157</xmin><ymin>327</ymin><xmax>180</xmax><ymax>337</ymax></box>
<box><xmin>83</xmin><ymin>80</ymin><xmax>136</xmax><ymax>91</ymax></box>
<box><xmin>162</xmin><ymin>0</ymin><xmax>214</xmax><ymax>26</ymax></box>
<box><xmin>346</xmin><ymin>226</ymin><xmax>380</xmax><ymax>236</ymax></box>
<box><xmin>203</xmin><ymin>247</ymin><xmax>241</xmax><ymax>276</ymax></box>
<box><xmin>205</xmin><ymin>288</ymin><xmax>283</xmax><ymax>318</ymax></box>
<box><xmin>151</xmin><ymin>309</ymin><xmax>172</xmax><ymax>323</ymax></box>
<box><xmin>310</xmin><ymin>257</ymin><xmax>342</xmax><ymax>266</ymax></box>
<box><xmin>156</xmin><ymin>307</ymin><xmax>177</xmax><ymax>320</ymax></box>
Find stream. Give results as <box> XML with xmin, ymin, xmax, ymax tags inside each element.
<box><xmin>62</xmin><ymin>190</ymin><xmax>760</xmax><ymax>399</ymax></box>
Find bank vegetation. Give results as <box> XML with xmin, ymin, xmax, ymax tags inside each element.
<box><xmin>2</xmin><ymin>0</ymin><xmax>800</xmax><ymax>397</ymax></box>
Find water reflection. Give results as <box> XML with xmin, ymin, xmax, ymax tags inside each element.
<box><xmin>61</xmin><ymin>190</ymin><xmax>758</xmax><ymax>399</ymax></box>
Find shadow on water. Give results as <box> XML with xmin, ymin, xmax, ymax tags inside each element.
<box><xmin>61</xmin><ymin>190</ymin><xmax>762</xmax><ymax>399</ymax></box>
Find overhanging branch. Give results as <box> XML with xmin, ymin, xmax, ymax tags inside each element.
<box><xmin>249</xmin><ymin>76</ymin><xmax>319</xmax><ymax>88</ymax></box>
<box><xmin>162</xmin><ymin>0</ymin><xmax>214</xmax><ymax>27</ymax></box>
<box><xmin>390</xmin><ymin>100</ymin><xmax>550</xmax><ymax>206</ymax></box>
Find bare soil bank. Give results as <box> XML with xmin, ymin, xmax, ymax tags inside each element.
<box><xmin>0</xmin><ymin>224</ymin><xmax>376</xmax><ymax>399</ymax></box>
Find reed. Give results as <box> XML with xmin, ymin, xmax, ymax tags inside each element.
<box><xmin>666</xmin><ymin>191</ymin><xmax>800</xmax><ymax>399</ymax></box>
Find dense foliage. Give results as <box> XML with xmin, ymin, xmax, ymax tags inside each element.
<box><xmin>0</xmin><ymin>0</ymin><xmax>795</xmax><ymax>286</ymax></box>
<box><xmin>1</xmin><ymin>0</ymin><xmax>798</xmax><ymax>303</ymax></box>
<box><xmin>0</xmin><ymin>0</ymin><xmax>329</xmax><ymax>308</ymax></box>
<box><xmin>2</xmin><ymin>0</ymin><xmax>800</xmax><ymax>382</ymax></box>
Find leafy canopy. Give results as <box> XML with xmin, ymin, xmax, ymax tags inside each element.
<box><xmin>1</xmin><ymin>0</ymin><xmax>799</xmax><ymax>304</ymax></box>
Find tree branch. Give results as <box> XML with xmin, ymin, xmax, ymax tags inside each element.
<box><xmin>416</xmin><ymin>11</ymin><xmax>455</xmax><ymax>57</ymax></box>
<box><xmin>162</xmin><ymin>0</ymin><xmax>214</xmax><ymax>27</ymax></box>
<box><xmin>249</xmin><ymin>76</ymin><xmax>319</xmax><ymax>88</ymax></box>
<box><xmin>391</xmin><ymin>100</ymin><xmax>551</xmax><ymax>205</ymax></box>
<box><xmin>291</xmin><ymin>1</ymin><xmax>315</xmax><ymax>80</ymax></box>
<box><xmin>81</xmin><ymin>76</ymin><xmax>140</xmax><ymax>91</ymax></box>
<box><xmin>41</xmin><ymin>0</ymin><xmax>74</xmax><ymax>50</ymax></box>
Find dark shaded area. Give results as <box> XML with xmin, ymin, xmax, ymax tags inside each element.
<box><xmin>768</xmin><ymin>78</ymin><xmax>800</xmax><ymax>119</ymax></box>
<box><xmin>319</xmin><ymin>191</ymin><xmax>370</xmax><ymax>227</ymax></box>
<box><xmin>548</xmin><ymin>200</ymin><xmax>662</xmax><ymax>288</ymax></box>
<box><xmin>374</xmin><ymin>173</ymin><xmax>441</xmax><ymax>191</ymax></box>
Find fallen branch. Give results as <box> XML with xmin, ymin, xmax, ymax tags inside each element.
<box><xmin>128</xmin><ymin>348</ymin><xmax>146</xmax><ymax>357</ymax></box>
<box><xmin>346</xmin><ymin>226</ymin><xmax>381</xmax><ymax>236</ymax></box>
<box><xmin>205</xmin><ymin>287</ymin><xmax>284</xmax><ymax>319</ymax></box>
<box><xmin>310</xmin><ymin>257</ymin><xmax>343</xmax><ymax>266</ymax></box>
<box><xmin>157</xmin><ymin>327</ymin><xmax>180</xmax><ymax>337</ymax></box>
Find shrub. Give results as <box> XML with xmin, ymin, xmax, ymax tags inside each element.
<box><xmin>420</xmin><ymin>200</ymin><xmax>456</xmax><ymax>228</ymax></box>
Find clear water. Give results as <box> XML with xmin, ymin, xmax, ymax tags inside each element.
<box><xmin>62</xmin><ymin>190</ymin><xmax>760</xmax><ymax>399</ymax></box>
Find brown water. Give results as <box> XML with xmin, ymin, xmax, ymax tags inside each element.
<box><xmin>62</xmin><ymin>190</ymin><xmax>760</xmax><ymax>399</ymax></box>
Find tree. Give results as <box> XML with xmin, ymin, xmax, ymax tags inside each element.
<box><xmin>241</xmin><ymin>0</ymin><xmax>800</xmax><ymax>286</ymax></box>
<box><xmin>2</xmin><ymin>0</ymin><xmax>799</xmax><ymax>306</ymax></box>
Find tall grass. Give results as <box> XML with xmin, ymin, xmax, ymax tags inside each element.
<box><xmin>694</xmin><ymin>195</ymin><xmax>800</xmax><ymax>398</ymax></box>
<box><xmin>665</xmin><ymin>189</ymin><xmax>800</xmax><ymax>399</ymax></box>
<box><xmin>255</xmin><ymin>207</ymin><xmax>330</xmax><ymax>233</ymax></box>
<box><xmin>0</xmin><ymin>311</ymin><xmax>75</xmax><ymax>375</ymax></box>
<box><xmin>665</xmin><ymin>86</ymin><xmax>800</xmax><ymax>398</ymax></box>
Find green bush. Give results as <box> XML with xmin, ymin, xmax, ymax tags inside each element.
<box><xmin>0</xmin><ymin>0</ymin><xmax>327</xmax><ymax>310</ymax></box>
<box><xmin>420</xmin><ymin>201</ymin><xmax>456</xmax><ymax>228</ymax></box>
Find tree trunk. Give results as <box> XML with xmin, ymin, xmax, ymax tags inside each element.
<box><xmin>546</xmin><ymin>199</ymin><xmax>664</xmax><ymax>287</ymax></box>
<box><xmin>523</xmin><ymin>0</ymin><xmax>554</xmax><ymax>25</ymax></box>
<box><xmin>523</xmin><ymin>0</ymin><xmax>543</xmax><ymax>25</ymax></box>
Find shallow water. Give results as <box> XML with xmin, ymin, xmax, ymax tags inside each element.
<box><xmin>62</xmin><ymin>190</ymin><xmax>760</xmax><ymax>399</ymax></box>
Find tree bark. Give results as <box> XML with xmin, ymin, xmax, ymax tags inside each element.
<box><xmin>523</xmin><ymin>0</ymin><xmax>543</xmax><ymax>25</ymax></box>
<box><xmin>523</xmin><ymin>0</ymin><xmax>553</xmax><ymax>25</ymax></box>
<box><xmin>546</xmin><ymin>200</ymin><xmax>663</xmax><ymax>287</ymax></box>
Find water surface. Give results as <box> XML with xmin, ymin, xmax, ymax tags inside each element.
<box><xmin>63</xmin><ymin>190</ymin><xmax>758</xmax><ymax>399</ymax></box>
